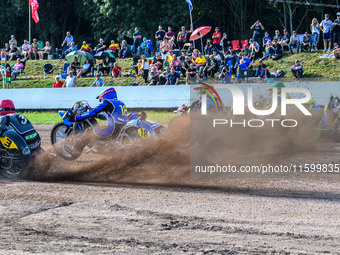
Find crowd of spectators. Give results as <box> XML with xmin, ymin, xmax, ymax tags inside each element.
<box><xmin>2</xmin><ymin>13</ymin><xmax>340</xmax><ymax>85</ymax></box>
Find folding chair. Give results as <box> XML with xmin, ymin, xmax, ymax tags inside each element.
<box><xmin>59</xmin><ymin>62</ymin><xmax>70</xmax><ymax>79</ymax></box>
<box><xmin>241</xmin><ymin>39</ymin><xmax>249</xmax><ymax>49</ymax></box>
<box><xmin>18</xmin><ymin>60</ymin><xmax>28</xmax><ymax>80</ymax></box>
<box><xmin>43</xmin><ymin>63</ymin><xmax>54</xmax><ymax>79</ymax></box>
<box><xmin>231</xmin><ymin>40</ymin><xmax>241</xmax><ymax>51</ymax></box>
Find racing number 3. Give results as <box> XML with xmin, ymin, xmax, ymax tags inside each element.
<box><xmin>119</xmin><ymin>105</ymin><xmax>128</xmax><ymax>116</ymax></box>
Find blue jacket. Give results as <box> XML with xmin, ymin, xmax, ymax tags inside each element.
<box><xmin>75</xmin><ymin>99</ymin><xmax>128</xmax><ymax>124</ymax></box>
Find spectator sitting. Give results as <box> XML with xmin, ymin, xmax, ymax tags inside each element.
<box><xmin>192</xmin><ymin>49</ymin><xmax>199</xmax><ymax>62</ymax></box>
<box><xmin>155</xmin><ymin>25</ymin><xmax>166</xmax><ymax>52</ymax></box>
<box><xmin>166</xmin><ymin>67</ymin><xmax>180</xmax><ymax>85</ymax></box>
<box><xmin>153</xmin><ymin>54</ymin><xmax>164</xmax><ymax>70</ymax></box>
<box><xmin>170</xmin><ymin>54</ymin><xmax>182</xmax><ymax>71</ymax></box>
<box><xmin>67</xmin><ymin>57</ymin><xmax>80</xmax><ymax>74</ymax></box>
<box><xmin>120</xmin><ymin>40</ymin><xmax>131</xmax><ymax>58</ymax></box>
<box><xmin>65</xmin><ymin>41</ymin><xmax>78</xmax><ymax>55</ymax></box>
<box><xmin>53</xmin><ymin>76</ymin><xmax>64</xmax><ymax>88</ymax></box>
<box><xmin>289</xmin><ymin>31</ymin><xmax>300</xmax><ymax>53</ymax></box>
<box><xmin>181</xmin><ymin>56</ymin><xmax>192</xmax><ymax>77</ymax></box>
<box><xmin>0</xmin><ymin>60</ymin><xmax>11</xmax><ymax>80</ymax></box>
<box><xmin>273</xmin><ymin>30</ymin><xmax>282</xmax><ymax>41</ymax></box>
<box><xmin>112</xmin><ymin>62</ymin><xmax>122</xmax><ymax>78</ymax></box>
<box><xmin>291</xmin><ymin>59</ymin><xmax>303</xmax><ymax>78</ymax></box>
<box><xmin>271</xmin><ymin>40</ymin><xmax>282</xmax><ymax>60</ymax></box>
<box><xmin>138</xmin><ymin>38</ymin><xmax>149</xmax><ymax>55</ymax></box>
<box><xmin>109</xmin><ymin>40</ymin><xmax>120</xmax><ymax>55</ymax></box>
<box><xmin>262</xmin><ymin>32</ymin><xmax>271</xmax><ymax>46</ymax></box>
<box><xmin>149</xmin><ymin>66</ymin><xmax>160</xmax><ymax>85</ymax></box>
<box><xmin>3</xmin><ymin>43</ymin><xmax>10</xmax><ymax>60</ymax></box>
<box><xmin>333</xmin><ymin>43</ymin><xmax>340</xmax><ymax>59</ymax></box>
<box><xmin>61</xmin><ymin>31</ymin><xmax>74</xmax><ymax>50</ymax></box>
<box><xmin>91</xmin><ymin>38</ymin><xmax>106</xmax><ymax>55</ymax></box>
<box><xmin>21</xmin><ymin>40</ymin><xmax>30</xmax><ymax>60</ymax></box>
<box><xmin>195</xmin><ymin>52</ymin><xmax>207</xmax><ymax>78</ymax></box>
<box><xmin>160</xmin><ymin>66</ymin><xmax>171</xmax><ymax>85</ymax></box>
<box><xmin>301</xmin><ymin>32</ymin><xmax>312</xmax><ymax>52</ymax></box>
<box><xmin>235</xmin><ymin>53</ymin><xmax>252</xmax><ymax>70</ymax></box>
<box><xmin>165</xmin><ymin>26</ymin><xmax>175</xmax><ymax>41</ymax></box>
<box><xmin>136</xmin><ymin>59</ymin><xmax>143</xmax><ymax>75</ymax></box>
<box><xmin>132</xmin><ymin>27</ymin><xmax>142</xmax><ymax>54</ymax></box>
<box><xmin>279</xmin><ymin>29</ymin><xmax>290</xmax><ymax>50</ymax></box>
<box><xmin>80</xmin><ymin>41</ymin><xmax>91</xmax><ymax>53</ymax></box>
<box><xmin>249</xmin><ymin>39</ymin><xmax>262</xmax><ymax>62</ymax></box>
<box><xmin>38</xmin><ymin>41</ymin><xmax>51</xmax><ymax>60</ymax></box>
<box><xmin>241</xmin><ymin>44</ymin><xmax>251</xmax><ymax>58</ymax></box>
<box><xmin>160</xmin><ymin>38</ymin><xmax>172</xmax><ymax>59</ymax></box>
<box><xmin>271</xmin><ymin>69</ymin><xmax>284</xmax><ymax>79</ymax></box>
<box><xmin>29</xmin><ymin>38</ymin><xmax>40</xmax><ymax>60</ymax></box>
<box><xmin>255</xmin><ymin>59</ymin><xmax>268</xmax><ymax>78</ymax></box>
<box><xmin>320</xmin><ymin>14</ymin><xmax>333</xmax><ymax>52</ymax></box>
<box><xmin>11</xmin><ymin>58</ymin><xmax>24</xmax><ymax>80</ymax></box>
<box><xmin>64</xmin><ymin>71</ymin><xmax>77</xmax><ymax>87</ymax></box>
<box><xmin>102</xmin><ymin>57</ymin><xmax>114</xmax><ymax>76</ymax></box>
<box><xmin>261</xmin><ymin>40</ymin><xmax>275</xmax><ymax>61</ymax></box>
<box><xmin>219</xmin><ymin>66</ymin><xmax>232</xmax><ymax>84</ymax></box>
<box><xmin>205</xmin><ymin>55</ymin><xmax>218</xmax><ymax>78</ymax></box>
<box><xmin>212</xmin><ymin>49</ymin><xmax>222</xmax><ymax>62</ymax></box>
<box><xmin>205</xmin><ymin>38</ymin><xmax>213</xmax><ymax>55</ymax></box>
<box><xmin>77</xmin><ymin>59</ymin><xmax>91</xmax><ymax>78</ymax></box>
<box><xmin>186</xmin><ymin>63</ymin><xmax>198</xmax><ymax>85</ymax></box>
<box><xmin>8</xmin><ymin>44</ymin><xmax>19</xmax><ymax>62</ymax></box>
<box><xmin>163</xmin><ymin>55</ymin><xmax>170</xmax><ymax>70</ymax></box>
<box><xmin>90</xmin><ymin>73</ymin><xmax>105</xmax><ymax>87</ymax></box>
<box><xmin>9</xmin><ymin>35</ymin><xmax>17</xmax><ymax>47</ymax></box>
<box><xmin>237</xmin><ymin>60</ymin><xmax>248</xmax><ymax>79</ymax></box>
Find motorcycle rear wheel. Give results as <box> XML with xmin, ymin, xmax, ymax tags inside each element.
<box><xmin>0</xmin><ymin>149</ymin><xmax>27</xmax><ymax>179</ymax></box>
<box><xmin>50</xmin><ymin>122</ymin><xmax>83</xmax><ymax>160</ymax></box>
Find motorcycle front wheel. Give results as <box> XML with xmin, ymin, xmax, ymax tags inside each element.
<box><xmin>0</xmin><ymin>149</ymin><xmax>28</xmax><ymax>179</ymax></box>
<box><xmin>50</xmin><ymin>122</ymin><xmax>83</xmax><ymax>160</ymax></box>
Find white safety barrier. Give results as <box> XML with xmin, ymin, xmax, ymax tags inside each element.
<box><xmin>0</xmin><ymin>81</ymin><xmax>338</xmax><ymax>110</ymax></box>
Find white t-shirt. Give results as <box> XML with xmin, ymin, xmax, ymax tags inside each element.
<box><xmin>65</xmin><ymin>76</ymin><xmax>76</xmax><ymax>87</ymax></box>
<box><xmin>83</xmin><ymin>63</ymin><xmax>90</xmax><ymax>71</ymax></box>
<box><xmin>321</xmin><ymin>19</ymin><xmax>333</xmax><ymax>33</ymax></box>
<box><xmin>311</xmin><ymin>23</ymin><xmax>320</xmax><ymax>34</ymax></box>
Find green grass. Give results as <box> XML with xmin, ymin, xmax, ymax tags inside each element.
<box><xmin>19</xmin><ymin>110</ymin><xmax>175</xmax><ymax>125</ymax></box>
<box><xmin>7</xmin><ymin>51</ymin><xmax>340</xmax><ymax>89</ymax></box>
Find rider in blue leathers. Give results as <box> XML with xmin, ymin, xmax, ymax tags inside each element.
<box><xmin>74</xmin><ymin>87</ymin><xmax>129</xmax><ymax>124</ymax></box>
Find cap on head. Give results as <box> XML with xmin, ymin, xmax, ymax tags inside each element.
<box><xmin>304</xmin><ymin>31</ymin><xmax>308</xmax><ymax>34</ymax></box>
<box><xmin>215</xmin><ymin>27</ymin><xmax>219</xmax><ymax>30</ymax></box>
<box><xmin>293</xmin><ymin>30</ymin><xmax>297</xmax><ymax>33</ymax></box>
<box><xmin>135</xmin><ymin>27</ymin><xmax>139</xmax><ymax>30</ymax></box>
<box><xmin>337</xmin><ymin>12</ymin><xmax>340</xmax><ymax>16</ymax></box>
<box><xmin>295</xmin><ymin>59</ymin><xmax>299</xmax><ymax>63</ymax></box>
<box><xmin>143</xmin><ymin>37</ymin><xmax>147</xmax><ymax>41</ymax></box>
<box><xmin>265</xmin><ymin>32</ymin><xmax>269</xmax><ymax>35</ymax></box>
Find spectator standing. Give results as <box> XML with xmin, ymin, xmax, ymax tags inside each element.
<box><xmin>186</xmin><ymin>63</ymin><xmax>199</xmax><ymax>84</ymax></box>
<box><xmin>333</xmin><ymin>13</ymin><xmax>340</xmax><ymax>46</ymax></box>
<box><xmin>9</xmin><ymin>35</ymin><xmax>17</xmax><ymax>47</ymax></box>
<box><xmin>262</xmin><ymin>32</ymin><xmax>271</xmax><ymax>46</ymax></box>
<box><xmin>38</xmin><ymin>41</ymin><xmax>51</xmax><ymax>59</ymax></box>
<box><xmin>133</xmin><ymin>27</ymin><xmax>142</xmax><ymax>54</ymax></box>
<box><xmin>112</xmin><ymin>62</ymin><xmax>122</xmax><ymax>78</ymax></box>
<box><xmin>155</xmin><ymin>25</ymin><xmax>166</xmax><ymax>52</ymax></box>
<box><xmin>21</xmin><ymin>40</ymin><xmax>30</xmax><ymax>59</ymax></box>
<box><xmin>53</xmin><ymin>76</ymin><xmax>64</xmax><ymax>88</ymax></box>
<box><xmin>320</xmin><ymin>14</ymin><xmax>333</xmax><ymax>52</ymax></box>
<box><xmin>237</xmin><ymin>60</ymin><xmax>248</xmax><ymax>80</ymax></box>
<box><xmin>64</xmin><ymin>71</ymin><xmax>77</xmax><ymax>87</ymax></box>
<box><xmin>279</xmin><ymin>29</ymin><xmax>290</xmax><ymax>50</ymax></box>
<box><xmin>11</xmin><ymin>58</ymin><xmax>24</xmax><ymax>80</ymax></box>
<box><xmin>249</xmin><ymin>39</ymin><xmax>261</xmax><ymax>62</ymax></box>
<box><xmin>177</xmin><ymin>26</ymin><xmax>191</xmax><ymax>50</ymax></box>
<box><xmin>204</xmin><ymin>38</ymin><xmax>213</xmax><ymax>55</ymax></box>
<box><xmin>62</xmin><ymin>31</ymin><xmax>74</xmax><ymax>49</ymax></box>
<box><xmin>291</xmin><ymin>59</ymin><xmax>303</xmax><ymax>79</ymax></box>
<box><xmin>220</xmin><ymin>33</ymin><xmax>230</xmax><ymax>52</ymax></box>
<box><xmin>165</xmin><ymin>26</ymin><xmax>175</xmax><ymax>41</ymax></box>
<box><xmin>90</xmin><ymin>73</ymin><xmax>105</xmax><ymax>87</ymax></box>
<box><xmin>289</xmin><ymin>31</ymin><xmax>300</xmax><ymax>53</ymax></box>
<box><xmin>301</xmin><ymin>32</ymin><xmax>312</xmax><ymax>52</ymax></box>
<box><xmin>250</xmin><ymin>20</ymin><xmax>265</xmax><ymax>47</ymax></box>
<box><xmin>141</xmin><ymin>56</ymin><xmax>150</xmax><ymax>83</ymax></box>
<box><xmin>219</xmin><ymin>66</ymin><xmax>232</xmax><ymax>84</ymax></box>
<box><xmin>149</xmin><ymin>66</ymin><xmax>160</xmax><ymax>85</ymax></box>
<box><xmin>29</xmin><ymin>38</ymin><xmax>40</xmax><ymax>60</ymax></box>
<box><xmin>166</xmin><ymin>67</ymin><xmax>180</xmax><ymax>85</ymax></box>
<box><xmin>212</xmin><ymin>27</ymin><xmax>221</xmax><ymax>50</ymax></box>
<box><xmin>80</xmin><ymin>41</ymin><xmax>91</xmax><ymax>53</ymax></box>
<box><xmin>310</xmin><ymin>18</ymin><xmax>320</xmax><ymax>51</ymax></box>
<box><xmin>92</xmin><ymin>38</ymin><xmax>106</xmax><ymax>55</ymax></box>
<box><xmin>120</xmin><ymin>40</ymin><xmax>131</xmax><ymax>58</ymax></box>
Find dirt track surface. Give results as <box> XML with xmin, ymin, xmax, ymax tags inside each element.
<box><xmin>1</xmin><ymin>124</ymin><xmax>340</xmax><ymax>254</ymax></box>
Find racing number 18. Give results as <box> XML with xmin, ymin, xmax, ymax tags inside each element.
<box><xmin>119</xmin><ymin>105</ymin><xmax>128</xmax><ymax>116</ymax></box>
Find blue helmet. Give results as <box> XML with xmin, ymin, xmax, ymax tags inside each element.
<box><xmin>97</xmin><ymin>87</ymin><xmax>117</xmax><ymax>102</ymax></box>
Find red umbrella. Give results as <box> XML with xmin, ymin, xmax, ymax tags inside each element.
<box><xmin>190</xmin><ymin>26</ymin><xmax>212</xmax><ymax>41</ymax></box>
